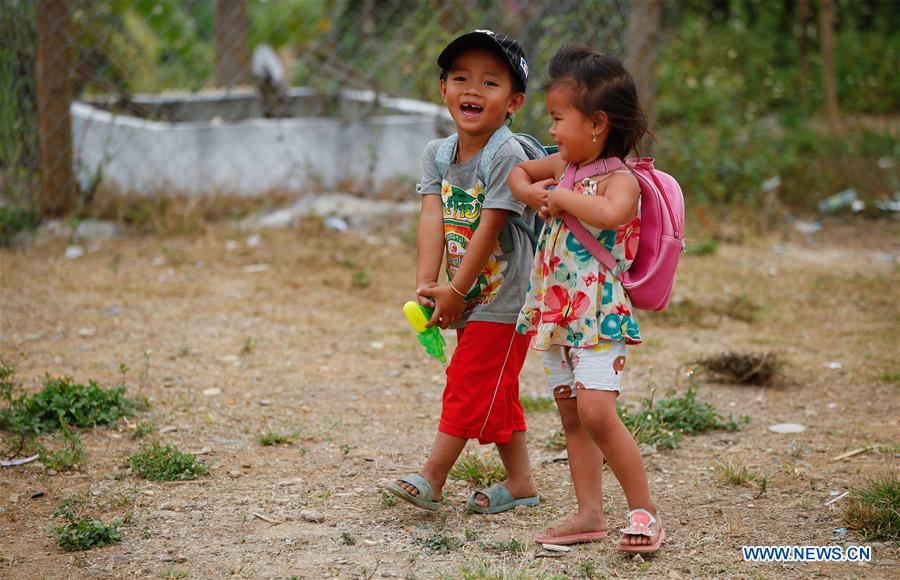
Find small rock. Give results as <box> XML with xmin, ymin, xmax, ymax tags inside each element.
<box><xmin>151</xmin><ymin>256</ymin><xmax>167</xmax><ymax>267</ymax></box>
<box><xmin>225</xmin><ymin>240</ymin><xmax>239</xmax><ymax>251</ymax></box>
<box><xmin>541</xmin><ymin>544</ymin><xmax>571</xmax><ymax>552</ymax></box>
<box><xmin>241</xmin><ymin>263</ymin><xmax>270</xmax><ymax>273</ymax></box>
<box><xmin>0</xmin><ymin>507</ymin><xmax>6</xmax><ymax>514</ymax></box>
<box><xmin>228</xmin><ymin>470</ymin><xmax>242</xmax><ymax>479</ymax></box>
<box><xmin>258</xmin><ymin>399</ymin><xmax>272</xmax><ymax>406</ymax></box>
<box><xmin>768</xmin><ymin>423</ymin><xmax>806</xmax><ymax>434</ymax></box>
<box><xmin>826</xmin><ymin>361</ymin><xmax>843</xmax><ymax>370</ymax></box>
<box><xmin>632</xmin><ymin>554</ymin><xmax>645</xmax><ymax>564</ymax></box>
<box><xmin>214</xmin><ymin>437</ymin><xmax>240</xmax><ymax>445</ymax></box>
<box><xmin>875</xmin><ymin>559</ymin><xmax>897</xmax><ymax>567</ymax></box>
<box><xmin>9</xmin><ymin>494</ymin><xmax>20</xmax><ymax>504</ymax></box>
<box><xmin>24</xmin><ymin>332</ymin><xmax>45</xmax><ymax>341</ymax></box>
<box><xmin>75</xmin><ymin>219</ymin><xmax>119</xmax><ymax>241</ymax></box>
<box><xmin>203</xmin><ymin>388</ymin><xmax>222</xmax><ymax>397</ymax></box>
<box><xmin>78</xmin><ymin>327</ymin><xmax>95</xmax><ymax>337</ymax></box>
<box><xmin>370</xmin><ymin>341</ymin><xmax>384</xmax><ymax>349</ymax></box>
<box><xmin>47</xmin><ymin>470</ymin><xmax>57</xmax><ymax>476</ymax></box>
<box><xmin>301</xmin><ymin>510</ymin><xmax>325</xmax><ymax>523</ymax></box>
<box><xmin>158</xmin><ymin>556</ymin><xmax>174</xmax><ymax>562</ymax></box>
<box><xmin>65</xmin><ymin>245</ymin><xmax>85</xmax><ymax>260</ymax></box>
<box><xmin>245</xmin><ymin>234</ymin><xmax>261</xmax><ymax>247</ymax></box>
<box><xmin>159</xmin><ymin>425</ymin><xmax>178</xmax><ymax>434</ymax></box>
<box><xmin>324</xmin><ymin>216</ymin><xmax>349</xmax><ymax>232</ymax></box>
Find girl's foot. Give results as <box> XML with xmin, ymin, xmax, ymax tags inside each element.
<box><xmin>472</xmin><ymin>478</ymin><xmax>538</xmax><ymax>509</ymax></box>
<box><xmin>537</xmin><ymin>512</ymin><xmax>608</xmax><ymax>542</ymax></box>
<box><xmin>619</xmin><ymin>509</ymin><xmax>664</xmax><ymax>552</ymax></box>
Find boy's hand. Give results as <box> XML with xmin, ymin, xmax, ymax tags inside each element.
<box><xmin>417</xmin><ymin>284</ymin><xmax>465</xmax><ymax>329</ymax></box>
<box><xmin>519</xmin><ymin>178</ymin><xmax>558</xmax><ymax>210</ymax></box>
<box><xmin>415</xmin><ymin>281</ymin><xmax>438</xmax><ymax>309</ymax></box>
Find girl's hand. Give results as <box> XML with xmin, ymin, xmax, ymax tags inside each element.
<box><xmin>546</xmin><ymin>188</ymin><xmax>574</xmax><ymax>217</ymax></box>
<box><xmin>538</xmin><ymin>204</ymin><xmax>551</xmax><ymax>221</ymax></box>
<box><xmin>417</xmin><ymin>284</ymin><xmax>465</xmax><ymax>329</ymax></box>
<box><xmin>415</xmin><ymin>281</ymin><xmax>438</xmax><ymax>309</ymax></box>
<box><xmin>519</xmin><ymin>178</ymin><xmax>559</xmax><ymax>210</ymax></box>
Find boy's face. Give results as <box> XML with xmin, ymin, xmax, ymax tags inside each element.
<box><xmin>440</xmin><ymin>48</ymin><xmax>524</xmax><ymax>139</ymax></box>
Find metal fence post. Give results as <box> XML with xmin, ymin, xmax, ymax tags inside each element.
<box><xmin>36</xmin><ymin>0</ymin><xmax>75</xmax><ymax>216</ymax></box>
<box><xmin>215</xmin><ymin>0</ymin><xmax>250</xmax><ymax>87</ymax></box>
<box><xmin>625</xmin><ymin>0</ymin><xmax>661</xmax><ymax>154</ymax></box>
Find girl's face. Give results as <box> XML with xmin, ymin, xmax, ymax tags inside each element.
<box><xmin>440</xmin><ymin>48</ymin><xmax>524</xmax><ymax>139</ymax></box>
<box><xmin>546</xmin><ymin>83</ymin><xmax>602</xmax><ymax>165</ymax></box>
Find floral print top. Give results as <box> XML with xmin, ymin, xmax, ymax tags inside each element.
<box><xmin>516</xmin><ymin>173</ymin><xmax>641</xmax><ymax>348</ymax></box>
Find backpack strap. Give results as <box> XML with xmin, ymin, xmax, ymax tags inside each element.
<box><xmin>434</xmin><ymin>134</ymin><xmax>458</xmax><ymax>181</ymax></box>
<box><xmin>558</xmin><ymin>160</ymin><xmax>628</xmax><ymax>274</ymax></box>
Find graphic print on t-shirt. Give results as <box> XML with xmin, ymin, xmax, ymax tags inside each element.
<box><xmin>441</xmin><ymin>180</ymin><xmax>508</xmax><ymax>307</ymax></box>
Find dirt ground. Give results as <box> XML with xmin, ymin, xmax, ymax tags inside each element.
<box><xmin>0</xmin><ymin>215</ymin><xmax>897</xmax><ymax>579</ymax></box>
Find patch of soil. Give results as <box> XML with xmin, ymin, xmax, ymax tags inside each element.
<box><xmin>1</xmin><ymin>219</ymin><xmax>897</xmax><ymax>578</ymax></box>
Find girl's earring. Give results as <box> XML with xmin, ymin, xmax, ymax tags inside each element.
<box><xmin>592</xmin><ymin>133</ymin><xmax>597</xmax><ymax>143</ymax></box>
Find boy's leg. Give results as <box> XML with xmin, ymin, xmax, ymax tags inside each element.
<box><xmin>576</xmin><ymin>389</ymin><xmax>660</xmax><ymax>548</ymax></box>
<box><xmin>393</xmin><ymin>431</ymin><xmax>467</xmax><ymax>501</ymax></box>
<box><xmin>538</xmin><ymin>397</ymin><xmax>608</xmax><ymax>537</ymax></box>
<box><xmin>472</xmin><ymin>430</ymin><xmax>537</xmax><ymax>507</ymax></box>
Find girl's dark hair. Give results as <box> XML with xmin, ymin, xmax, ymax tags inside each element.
<box><xmin>543</xmin><ymin>45</ymin><xmax>648</xmax><ymax>159</ymax></box>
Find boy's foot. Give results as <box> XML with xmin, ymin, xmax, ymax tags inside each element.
<box><xmin>394</xmin><ymin>475</ymin><xmax>441</xmax><ymax>502</ymax></box>
<box><xmin>472</xmin><ymin>479</ymin><xmax>538</xmax><ymax>509</ymax></box>
<box><xmin>534</xmin><ymin>512</ymin><xmax>608</xmax><ymax>544</ymax></box>
<box><xmin>385</xmin><ymin>474</ymin><xmax>441</xmax><ymax>512</ymax></box>
<box><xmin>618</xmin><ymin>509</ymin><xmax>664</xmax><ymax>553</ymax></box>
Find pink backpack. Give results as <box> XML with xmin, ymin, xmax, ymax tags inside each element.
<box><xmin>559</xmin><ymin>157</ymin><xmax>685</xmax><ymax>311</ymax></box>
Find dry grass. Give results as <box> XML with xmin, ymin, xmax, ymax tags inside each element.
<box><xmin>695</xmin><ymin>351</ymin><xmax>780</xmax><ymax>385</ymax></box>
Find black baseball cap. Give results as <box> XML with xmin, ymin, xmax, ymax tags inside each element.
<box><xmin>437</xmin><ymin>29</ymin><xmax>529</xmax><ymax>92</ymax></box>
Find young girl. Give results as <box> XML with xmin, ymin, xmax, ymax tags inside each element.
<box><xmin>508</xmin><ymin>46</ymin><xmax>663</xmax><ymax>553</ymax></box>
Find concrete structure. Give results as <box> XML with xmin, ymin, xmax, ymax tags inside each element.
<box><xmin>71</xmin><ymin>88</ymin><xmax>452</xmax><ymax>196</ymax></box>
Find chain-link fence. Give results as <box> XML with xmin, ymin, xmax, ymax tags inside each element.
<box><xmin>2</xmin><ymin>0</ymin><xmax>664</xmax><ymax>215</ymax></box>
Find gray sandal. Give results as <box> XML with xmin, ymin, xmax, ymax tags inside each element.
<box><xmin>467</xmin><ymin>483</ymin><xmax>539</xmax><ymax>514</ymax></box>
<box><xmin>385</xmin><ymin>474</ymin><xmax>440</xmax><ymax>512</ymax></box>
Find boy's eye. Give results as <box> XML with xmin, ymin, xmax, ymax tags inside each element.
<box><xmin>451</xmin><ymin>75</ymin><xmax>466</xmax><ymax>82</ymax></box>
<box><xmin>484</xmin><ymin>80</ymin><xmax>499</xmax><ymax>87</ymax></box>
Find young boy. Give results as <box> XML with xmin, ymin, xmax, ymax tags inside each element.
<box><xmin>386</xmin><ymin>30</ymin><xmax>539</xmax><ymax>514</ymax></box>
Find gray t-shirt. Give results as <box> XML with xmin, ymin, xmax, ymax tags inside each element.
<box><xmin>417</xmin><ymin>137</ymin><xmax>535</xmax><ymax>327</ymax></box>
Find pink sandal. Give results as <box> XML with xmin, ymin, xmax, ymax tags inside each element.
<box><xmin>617</xmin><ymin>509</ymin><xmax>665</xmax><ymax>554</ymax></box>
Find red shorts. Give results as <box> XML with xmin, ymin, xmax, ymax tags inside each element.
<box><xmin>439</xmin><ymin>321</ymin><xmax>529</xmax><ymax>445</ymax></box>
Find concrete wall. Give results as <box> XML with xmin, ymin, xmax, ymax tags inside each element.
<box><xmin>71</xmin><ymin>89</ymin><xmax>453</xmax><ymax>196</ymax></box>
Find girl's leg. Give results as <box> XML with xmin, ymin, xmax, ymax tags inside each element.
<box><xmin>539</xmin><ymin>397</ymin><xmax>608</xmax><ymax>536</ymax></box>
<box><xmin>576</xmin><ymin>389</ymin><xmax>660</xmax><ymax>548</ymax></box>
<box><xmin>394</xmin><ymin>431</ymin><xmax>467</xmax><ymax>501</ymax></box>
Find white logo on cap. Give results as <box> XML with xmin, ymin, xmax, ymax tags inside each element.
<box><xmin>520</xmin><ymin>57</ymin><xmax>528</xmax><ymax>79</ymax></box>
<box><xmin>475</xmin><ymin>29</ymin><xmax>495</xmax><ymax>36</ymax></box>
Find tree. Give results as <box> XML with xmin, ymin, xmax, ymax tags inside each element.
<box><xmin>215</xmin><ymin>0</ymin><xmax>250</xmax><ymax>87</ymax></box>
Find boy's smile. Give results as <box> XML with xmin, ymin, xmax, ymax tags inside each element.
<box><xmin>441</xmin><ymin>48</ymin><xmax>524</xmax><ymax>143</ymax></box>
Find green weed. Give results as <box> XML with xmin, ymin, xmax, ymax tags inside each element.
<box><xmin>130</xmin><ymin>441</ymin><xmax>208</xmax><ymax>481</ymax></box>
<box><xmin>842</xmin><ymin>470</ymin><xmax>899</xmax><ymax>542</ymax></box>
<box><xmin>712</xmin><ymin>459</ymin><xmax>768</xmax><ymax>495</ymax></box>
<box><xmin>130</xmin><ymin>421</ymin><xmax>154</xmax><ymax>439</ymax></box>
<box><xmin>256</xmin><ymin>431</ymin><xmax>293</xmax><ymax>446</ymax></box>
<box><xmin>340</xmin><ymin>532</ymin><xmax>356</xmax><ymax>545</ymax></box>
<box><xmin>545</xmin><ymin>428</ymin><xmax>566</xmax><ymax>451</ymax></box>
<box><xmin>449</xmin><ymin>452</ymin><xmax>507</xmax><ymax>488</ymax></box>
<box><xmin>879</xmin><ymin>371</ymin><xmax>900</xmax><ymax>383</ymax></box>
<box><xmin>520</xmin><ymin>395</ymin><xmax>556</xmax><ymax>413</ymax></box>
<box><xmin>618</xmin><ymin>386</ymin><xmax>742</xmax><ymax>450</ymax></box>
<box><xmin>160</xmin><ymin>565</ymin><xmax>189</xmax><ymax>579</ymax></box>
<box><xmin>690</xmin><ymin>237</ymin><xmax>719</xmax><ymax>256</ymax></box>
<box><xmin>37</xmin><ymin>423</ymin><xmax>86</xmax><ymax>471</ymax></box>
<box><xmin>0</xmin><ymin>206</ymin><xmax>37</xmax><ymax>246</ymax></box>
<box><xmin>51</xmin><ymin>502</ymin><xmax>122</xmax><ymax>551</ymax></box>
<box><xmin>416</xmin><ymin>533</ymin><xmax>460</xmax><ymax>553</ymax></box>
<box><xmin>483</xmin><ymin>538</ymin><xmax>526</xmax><ymax>553</ymax></box>
<box><xmin>0</xmin><ymin>373</ymin><xmax>145</xmax><ymax>435</ymax></box>
<box><xmin>380</xmin><ymin>491</ymin><xmax>397</xmax><ymax>507</ymax></box>
<box><xmin>241</xmin><ymin>337</ymin><xmax>258</xmax><ymax>355</ymax></box>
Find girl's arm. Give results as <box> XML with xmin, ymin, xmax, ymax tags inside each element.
<box><xmin>415</xmin><ymin>194</ymin><xmax>446</xmax><ymax>308</ymax></box>
<box><xmin>508</xmin><ymin>154</ymin><xmax>566</xmax><ymax>210</ymax></box>
<box><xmin>417</xmin><ymin>208</ymin><xmax>508</xmax><ymax>329</ymax></box>
<box><xmin>546</xmin><ymin>172</ymin><xmax>640</xmax><ymax>230</ymax></box>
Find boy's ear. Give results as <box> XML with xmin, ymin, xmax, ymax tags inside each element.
<box><xmin>439</xmin><ymin>79</ymin><xmax>447</xmax><ymax>102</ymax></box>
<box><xmin>506</xmin><ymin>92</ymin><xmax>525</xmax><ymax>114</ymax></box>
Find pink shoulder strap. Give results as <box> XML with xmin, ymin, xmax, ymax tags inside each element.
<box><xmin>558</xmin><ymin>159</ymin><xmax>626</xmax><ymax>273</ymax></box>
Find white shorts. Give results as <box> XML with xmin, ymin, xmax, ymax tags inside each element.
<box><xmin>540</xmin><ymin>341</ymin><xmax>628</xmax><ymax>398</ymax></box>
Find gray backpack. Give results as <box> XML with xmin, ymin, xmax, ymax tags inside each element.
<box><xmin>433</xmin><ymin>124</ymin><xmax>548</xmax><ymax>252</ymax></box>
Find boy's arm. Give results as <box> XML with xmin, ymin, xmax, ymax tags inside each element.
<box><xmin>415</xmin><ymin>194</ymin><xmax>445</xmax><ymax>308</ymax></box>
<box><xmin>417</xmin><ymin>208</ymin><xmax>507</xmax><ymax>329</ymax></box>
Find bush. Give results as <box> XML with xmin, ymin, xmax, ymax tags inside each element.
<box><xmin>842</xmin><ymin>471</ymin><xmax>899</xmax><ymax>542</ymax></box>
<box><xmin>0</xmin><ymin>374</ymin><xmax>144</xmax><ymax>435</ymax></box>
